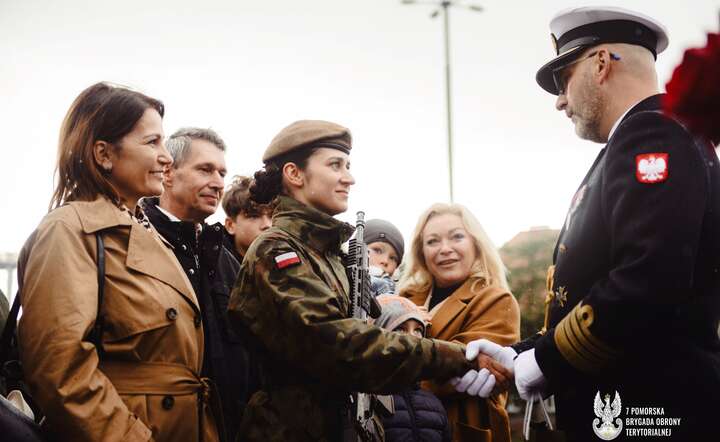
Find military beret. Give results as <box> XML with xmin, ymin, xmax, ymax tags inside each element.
<box><xmin>536</xmin><ymin>6</ymin><xmax>669</xmax><ymax>95</ymax></box>
<box><xmin>262</xmin><ymin>120</ymin><xmax>352</xmax><ymax>163</ymax></box>
<box><xmin>365</xmin><ymin>219</ymin><xmax>405</xmax><ymax>263</ymax></box>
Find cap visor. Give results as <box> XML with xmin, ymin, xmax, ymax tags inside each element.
<box><xmin>535</xmin><ymin>46</ymin><xmax>586</xmax><ymax>95</ymax></box>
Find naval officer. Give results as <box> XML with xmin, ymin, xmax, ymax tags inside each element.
<box><xmin>470</xmin><ymin>6</ymin><xmax>720</xmax><ymax>441</ymax></box>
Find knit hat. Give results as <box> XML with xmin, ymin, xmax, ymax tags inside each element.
<box><xmin>373</xmin><ymin>295</ymin><xmax>426</xmax><ymax>335</ymax></box>
<box><xmin>364</xmin><ymin>219</ymin><xmax>404</xmax><ymax>263</ymax></box>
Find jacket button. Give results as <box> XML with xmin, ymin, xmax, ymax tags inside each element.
<box><xmin>214</xmin><ymin>225</ymin><xmax>221</xmax><ymax>232</ymax></box>
<box><xmin>194</xmin><ymin>315</ymin><xmax>202</xmax><ymax>328</ymax></box>
<box><xmin>162</xmin><ymin>395</ymin><xmax>175</xmax><ymax>410</ymax></box>
<box><xmin>559</xmin><ymin>244</ymin><xmax>567</xmax><ymax>253</ymax></box>
<box><xmin>189</xmin><ymin>268</ymin><xmax>195</xmax><ymax>275</ymax></box>
<box><xmin>208</xmin><ymin>270</ymin><xmax>215</xmax><ymax>278</ymax></box>
<box><xmin>166</xmin><ymin>308</ymin><xmax>178</xmax><ymax>321</ymax></box>
<box><xmin>212</xmin><ymin>245</ymin><xmax>219</xmax><ymax>251</ymax></box>
<box><xmin>181</xmin><ymin>244</ymin><xmax>187</xmax><ymax>251</ymax></box>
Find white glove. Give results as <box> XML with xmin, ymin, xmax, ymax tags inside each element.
<box><xmin>465</xmin><ymin>338</ymin><xmax>517</xmax><ymax>371</ymax></box>
<box><xmin>450</xmin><ymin>368</ymin><xmax>496</xmax><ymax>397</ymax></box>
<box><xmin>514</xmin><ymin>349</ymin><xmax>547</xmax><ymax>400</ymax></box>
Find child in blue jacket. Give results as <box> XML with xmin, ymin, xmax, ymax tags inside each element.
<box><xmin>375</xmin><ymin>295</ymin><xmax>451</xmax><ymax>442</ymax></box>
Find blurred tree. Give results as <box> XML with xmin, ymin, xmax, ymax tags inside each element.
<box><xmin>499</xmin><ymin>227</ymin><xmax>559</xmax><ymax>339</ymax></box>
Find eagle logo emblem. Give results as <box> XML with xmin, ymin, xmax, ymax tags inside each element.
<box><xmin>592</xmin><ymin>391</ymin><xmax>623</xmax><ymax>440</ymax></box>
<box><xmin>636</xmin><ymin>153</ymin><xmax>669</xmax><ymax>183</ymax></box>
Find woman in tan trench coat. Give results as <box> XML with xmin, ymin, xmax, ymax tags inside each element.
<box><xmin>16</xmin><ymin>83</ymin><xmax>218</xmax><ymax>442</ymax></box>
<box><xmin>399</xmin><ymin>203</ymin><xmax>520</xmax><ymax>442</ymax></box>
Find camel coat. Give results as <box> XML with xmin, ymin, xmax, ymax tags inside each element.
<box><xmin>16</xmin><ymin>198</ymin><xmax>218</xmax><ymax>442</ymax></box>
<box><xmin>403</xmin><ymin>278</ymin><xmax>520</xmax><ymax>442</ymax></box>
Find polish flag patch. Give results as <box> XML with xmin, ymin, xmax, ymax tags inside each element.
<box><xmin>274</xmin><ymin>252</ymin><xmax>300</xmax><ymax>269</ymax></box>
<box><xmin>636</xmin><ymin>153</ymin><xmax>669</xmax><ymax>183</ymax></box>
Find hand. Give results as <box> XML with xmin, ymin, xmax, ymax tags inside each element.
<box><xmin>450</xmin><ymin>369</ymin><xmax>496</xmax><ymax>397</ymax></box>
<box><xmin>465</xmin><ymin>339</ymin><xmax>517</xmax><ymax>371</ymax></box>
<box><xmin>450</xmin><ymin>339</ymin><xmax>516</xmax><ymax>397</ymax></box>
<box><xmin>514</xmin><ymin>349</ymin><xmax>547</xmax><ymax>400</ymax></box>
<box><xmin>477</xmin><ymin>353</ymin><xmax>512</xmax><ymax>395</ymax></box>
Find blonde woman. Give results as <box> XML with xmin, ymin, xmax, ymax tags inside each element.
<box><xmin>399</xmin><ymin>203</ymin><xmax>520</xmax><ymax>442</ymax></box>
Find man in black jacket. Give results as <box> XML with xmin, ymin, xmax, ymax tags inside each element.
<box><xmin>470</xmin><ymin>7</ymin><xmax>720</xmax><ymax>441</ymax></box>
<box><xmin>143</xmin><ymin>128</ymin><xmax>258</xmax><ymax>441</ymax></box>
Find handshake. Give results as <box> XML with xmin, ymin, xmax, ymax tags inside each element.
<box><xmin>450</xmin><ymin>339</ymin><xmax>547</xmax><ymax>399</ymax></box>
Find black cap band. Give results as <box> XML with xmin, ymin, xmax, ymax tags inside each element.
<box><xmin>312</xmin><ymin>141</ymin><xmax>351</xmax><ymax>154</ymax></box>
<box><xmin>556</xmin><ymin>19</ymin><xmax>658</xmax><ymax>58</ymax></box>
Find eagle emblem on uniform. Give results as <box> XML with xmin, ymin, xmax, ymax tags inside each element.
<box><xmin>592</xmin><ymin>391</ymin><xmax>623</xmax><ymax>440</ymax></box>
<box><xmin>636</xmin><ymin>153</ymin><xmax>669</xmax><ymax>183</ymax></box>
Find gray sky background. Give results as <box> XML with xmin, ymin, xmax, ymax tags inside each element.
<box><xmin>1</xmin><ymin>0</ymin><xmax>718</xmax><ymax>267</ymax></box>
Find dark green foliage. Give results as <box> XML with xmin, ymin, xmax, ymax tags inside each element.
<box><xmin>499</xmin><ymin>228</ymin><xmax>560</xmax><ymax>340</ymax></box>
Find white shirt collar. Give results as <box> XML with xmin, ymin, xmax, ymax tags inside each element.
<box><xmin>607</xmin><ymin>100</ymin><xmax>640</xmax><ymax>141</ymax></box>
<box><xmin>157</xmin><ymin>205</ymin><xmax>182</xmax><ymax>222</ymax></box>
<box><xmin>156</xmin><ymin>205</ymin><xmax>204</xmax><ymax>234</ymax></box>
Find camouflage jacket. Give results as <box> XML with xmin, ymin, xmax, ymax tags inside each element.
<box><xmin>228</xmin><ymin>196</ymin><xmax>472</xmax><ymax>442</ymax></box>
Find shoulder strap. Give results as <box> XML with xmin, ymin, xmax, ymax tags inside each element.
<box><xmin>87</xmin><ymin>232</ymin><xmax>106</xmax><ymax>356</ymax></box>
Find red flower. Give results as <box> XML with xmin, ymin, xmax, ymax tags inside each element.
<box><xmin>663</xmin><ymin>33</ymin><xmax>720</xmax><ymax>144</ymax></box>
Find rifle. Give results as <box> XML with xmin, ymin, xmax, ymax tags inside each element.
<box><xmin>346</xmin><ymin>211</ymin><xmax>382</xmax><ymax>321</ymax></box>
<box><xmin>343</xmin><ymin>211</ymin><xmax>383</xmax><ymax>442</ymax></box>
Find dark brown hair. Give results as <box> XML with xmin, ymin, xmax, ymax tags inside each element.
<box><xmin>250</xmin><ymin>147</ymin><xmax>317</xmax><ymax>204</ymax></box>
<box><xmin>222</xmin><ymin>175</ymin><xmax>275</xmax><ymax>218</ymax></box>
<box><xmin>50</xmin><ymin>82</ymin><xmax>164</xmax><ymax>210</ymax></box>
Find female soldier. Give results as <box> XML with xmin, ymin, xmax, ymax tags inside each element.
<box><xmin>398</xmin><ymin>204</ymin><xmax>521</xmax><ymax>442</ymax></box>
<box><xmin>228</xmin><ymin>120</ymin><xmax>500</xmax><ymax>441</ymax></box>
<box><xmin>17</xmin><ymin>83</ymin><xmax>218</xmax><ymax>442</ymax></box>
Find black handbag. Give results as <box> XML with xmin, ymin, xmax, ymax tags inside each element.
<box><xmin>0</xmin><ymin>232</ymin><xmax>106</xmax><ymax>441</ymax></box>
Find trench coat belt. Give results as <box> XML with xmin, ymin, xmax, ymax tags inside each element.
<box><xmin>98</xmin><ymin>361</ymin><xmax>226</xmax><ymax>442</ymax></box>
<box><xmin>98</xmin><ymin>361</ymin><xmax>209</xmax><ymax>398</ymax></box>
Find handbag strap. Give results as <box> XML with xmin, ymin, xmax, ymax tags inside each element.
<box><xmin>87</xmin><ymin>232</ymin><xmax>106</xmax><ymax>355</ymax></box>
<box><xmin>523</xmin><ymin>393</ymin><xmax>554</xmax><ymax>441</ymax></box>
<box><xmin>0</xmin><ymin>232</ymin><xmax>106</xmax><ymax>366</ymax></box>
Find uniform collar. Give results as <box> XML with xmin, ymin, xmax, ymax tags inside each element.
<box><xmin>273</xmin><ymin>195</ymin><xmax>355</xmax><ymax>253</ymax></box>
<box><xmin>608</xmin><ymin>102</ymin><xmax>637</xmax><ymax>140</ymax></box>
<box><xmin>608</xmin><ymin>94</ymin><xmax>663</xmax><ymax>141</ymax></box>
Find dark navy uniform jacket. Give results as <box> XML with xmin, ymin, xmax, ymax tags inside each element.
<box><xmin>514</xmin><ymin>95</ymin><xmax>720</xmax><ymax>441</ymax></box>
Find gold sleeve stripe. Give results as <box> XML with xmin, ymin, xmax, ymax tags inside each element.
<box><xmin>555</xmin><ymin>315</ymin><xmax>603</xmax><ymax>374</ymax></box>
<box><xmin>565</xmin><ymin>309</ymin><xmax>615</xmax><ymax>361</ymax></box>
<box><xmin>571</xmin><ymin>304</ymin><xmax>619</xmax><ymax>357</ymax></box>
<box><xmin>565</xmin><ymin>314</ymin><xmax>609</xmax><ymax>364</ymax></box>
<box><xmin>554</xmin><ymin>303</ymin><xmax>618</xmax><ymax>374</ymax></box>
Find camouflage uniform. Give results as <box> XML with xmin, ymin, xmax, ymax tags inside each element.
<box><xmin>228</xmin><ymin>196</ymin><xmax>473</xmax><ymax>441</ymax></box>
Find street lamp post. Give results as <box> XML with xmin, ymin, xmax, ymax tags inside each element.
<box><xmin>402</xmin><ymin>0</ymin><xmax>484</xmax><ymax>203</ymax></box>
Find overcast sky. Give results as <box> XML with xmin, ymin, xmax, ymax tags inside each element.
<box><xmin>1</xmin><ymin>0</ymin><xmax>718</xmax><ymax>267</ymax></box>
